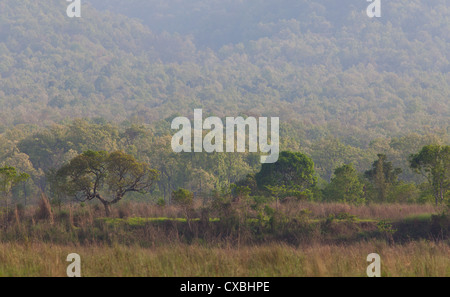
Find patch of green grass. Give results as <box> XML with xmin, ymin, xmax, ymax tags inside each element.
<box><xmin>402</xmin><ymin>213</ymin><xmax>434</xmax><ymax>222</ymax></box>
<box><xmin>99</xmin><ymin>217</ymin><xmax>221</xmax><ymax>227</ymax></box>
<box><xmin>100</xmin><ymin>216</ymin><xmax>380</xmax><ymax>227</ymax></box>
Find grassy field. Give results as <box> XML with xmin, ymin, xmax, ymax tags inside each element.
<box><xmin>0</xmin><ymin>199</ymin><xmax>448</xmax><ymax>277</ymax></box>
<box><xmin>0</xmin><ymin>241</ymin><xmax>448</xmax><ymax>277</ymax></box>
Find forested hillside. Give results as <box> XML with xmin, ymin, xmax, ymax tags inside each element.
<box><xmin>0</xmin><ymin>0</ymin><xmax>448</xmax><ymax>205</ymax></box>
<box><xmin>1</xmin><ymin>0</ymin><xmax>448</xmax><ymax>134</ymax></box>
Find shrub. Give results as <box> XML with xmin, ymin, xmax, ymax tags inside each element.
<box><xmin>156</xmin><ymin>198</ymin><xmax>166</xmax><ymax>207</ymax></box>
<box><xmin>377</xmin><ymin>220</ymin><xmax>397</xmax><ymax>243</ymax></box>
<box><xmin>172</xmin><ymin>189</ymin><xmax>194</xmax><ymax>207</ymax></box>
<box><xmin>172</xmin><ymin>189</ymin><xmax>194</xmax><ymax>231</ymax></box>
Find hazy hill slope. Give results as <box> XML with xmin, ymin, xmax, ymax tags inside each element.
<box><xmin>0</xmin><ymin>0</ymin><xmax>198</xmax><ymax>126</ymax></box>
<box><xmin>0</xmin><ymin>0</ymin><xmax>448</xmax><ymax>145</ymax></box>
<box><xmin>89</xmin><ymin>0</ymin><xmax>449</xmax><ymax>50</ymax></box>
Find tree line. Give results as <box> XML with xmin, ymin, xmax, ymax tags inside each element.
<box><xmin>0</xmin><ymin>119</ymin><xmax>448</xmax><ymax>216</ymax></box>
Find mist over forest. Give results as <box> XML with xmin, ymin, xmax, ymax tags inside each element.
<box><xmin>0</xmin><ymin>0</ymin><xmax>448</xmax><ymax>206</ymax></box>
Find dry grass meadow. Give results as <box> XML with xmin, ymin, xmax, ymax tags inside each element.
<box><xmin>0</xmin><ymin>241</ymin><xmax>448</xmax><ymax>277</ymax></box>
<box><xmin>0</xmin><ymin>199</ymin><xmax>448</xmax><ymax>277</ymax></box>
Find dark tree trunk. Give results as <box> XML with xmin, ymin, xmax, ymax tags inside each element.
<box><xmin>103</xmin><ymin>202</ymin><xmax>111</xmax><ymax>217</ymax></box>
<box><xmin>95</xmin><ymin>194</ymin><xmax>112</xmax><ymax>217</ymax></box>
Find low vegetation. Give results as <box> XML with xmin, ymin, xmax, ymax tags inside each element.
<box><xmin>0</xmin><ymin>197</ymin><xmax>447</xmax><ymax>276</ymax></box>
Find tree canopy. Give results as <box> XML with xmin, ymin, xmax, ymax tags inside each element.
<box><xmin>0</xmin><ymin>0</ymin><xmax>447</xmax><ymax>146</ymax></box>
<box><xmin>55</xmin><ymin>150</ymin><xmax>159</xmax><ymax>215</ymax></box>
<box><xmin>0</xmin><ymin>0</ymin><xmax>448</xmax><ymax>207</ymax></box>
<box><xmin>323</xmin><ymin>164</ymin><xmax>365</xmax><ymax>205</ymax></box>
<box><xmin>256</xmin><ymin>151</ymin><xmax>316</xmax><ymax>192</ymax></box>
<box><xmin>409</xmin><ymin>145</ymin><xmax>450</xmax><ymax>205</ymax></box>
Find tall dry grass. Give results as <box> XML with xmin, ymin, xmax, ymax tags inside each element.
<box><xmin>14</xmin><ymin>197</ymin><xmax>441</xmax><ymax>224</ymax></box>
<box><xmin>35</xmin><ymin>193</ymin><xmax>54</xmax><ymax>224</ymax></box>
<box><xmin>75</xmin><ymin>200</ymin><xmax>440</xmax><ymax>221</ymax></box>
<box><xmin>0</xmin><ymin>240</ymin><xmax>447</xmax><ymax>277</ymax></box>
<box><xmin>0</xmin><ymin>199</ymin><xmax>447</xmax><ymax>277</ymax></box>
<box><xmin>279</xmin><ymin>201</ymin><xmax>440</xmax><ymax>220</ymax></box>
<box><xmin>0</xmin><ymin>199</ymin><xmax>444</xmax><ymax>249</ymax></box>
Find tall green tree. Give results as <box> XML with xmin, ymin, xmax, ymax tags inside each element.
<box><xmin>409</xmin><ymin>145</ymin><xmax>449</xmax><ymax>205</ymax></box>
<box><xmin>323</xmin><ymin>164</ymin><xmax>365</xmax><ymax>205</ymax></box>
<box><xmin>365</xmin><ymin>154</ymin><xmax>402</xmax><ymax>202</ymax></box>
<box><xmin>0</xmin><ymin>166</ymin><xmax>30</xmax><ymax>199</ymax></box>
<box><xmin>0</xmin><ymin>166</ymin><xmax>29</xmax><ymax>227</ymax></box>
<box><xmin>55</xmin><ymin>150</ymin><xmax>159</xmax><ymax>216</ymax></box>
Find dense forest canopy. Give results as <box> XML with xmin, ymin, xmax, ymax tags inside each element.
<box><xmin>0</xmin><ymin>0</ymin><xmax>448</xmax><ymax>133</ymax></box>
<box><xmin>0</xmin><ymin>0</ymin><xmax>448</xmax><ymax>205</ymax></box>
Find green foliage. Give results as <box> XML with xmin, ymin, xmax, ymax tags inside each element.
<box><xmin>0</xmin><ymin>0</ymin><xmax>448</xmax><ymax>208</ymax></box>
<box><xmin>333</xmin><ymin>213</ymin><xmax>358</xmax><ymax>222</ymax></box>
<box><xmin>156</xmin><ymin>198</ymin><xmax>166</xmax><ymax>207</ymax></box>
<box><xmin>268</xmin><ymin>184</ymin><xmax>313</xmax><ymax>199</ymax></box>
<box><xmin>0</xmin><ymin>167</ymin><xmax>29</xmax><ymax>196</ymax></box>
<box><xmin>264</xmin><ymin>205</ymin><xmax>275</xmax><ymax>217</ymax></box>
<box><xmin>0</xmin><ymin>0</ymin><xmax>447</xmax><ymax>146</ymax></box>
<box><xmin>323</xmin><ymin>164</ymin><xmax>365</xmax><ymax>205</ymax></box>
<box><xmin>388</xmin><ymin>182</ymin><xmax>421</xmax><ymax>204</ymax></box>
<box><xmin>409</xmin><ymin>145</ymin><xmax>450</xmax><ymax>205</ymax></box>
<box><xmin>236</xmin><ymin>174</ymin><xmax>258</xmax><ymax>195</ymax></box>
<box><xmin>54</xmin><ymin>150</ymin><xmax>159</xmax><ymax>215</ymax></box>
<box><xmin>171</xmin><ymin>189</ymin><xmax>194</xmax><ymax>207</ymax></box>
<box><xmin>256</xmin><ymin>151</ymin><xmax>317</xmax><ymax>192</ymax></box>
<box><xmin>377</xmin><ymin>220</ymin><xmax>397</xmax><ymax>241</ymax></box>
<box><xmin>365</xmin><ymin>154</ymin><xmax>402</xmax><ymax>202</ymax></box>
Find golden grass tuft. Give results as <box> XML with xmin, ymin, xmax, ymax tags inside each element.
<box><xmin>35</xmin><ymin>193</ymin><xmax>53</xmax><ymax>224</ymax></box>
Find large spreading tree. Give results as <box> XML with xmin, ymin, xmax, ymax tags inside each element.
<box><xmin>55</xmin><ymin>150</ymin><xmax>159</xmax><ymax>216</ymax></box>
